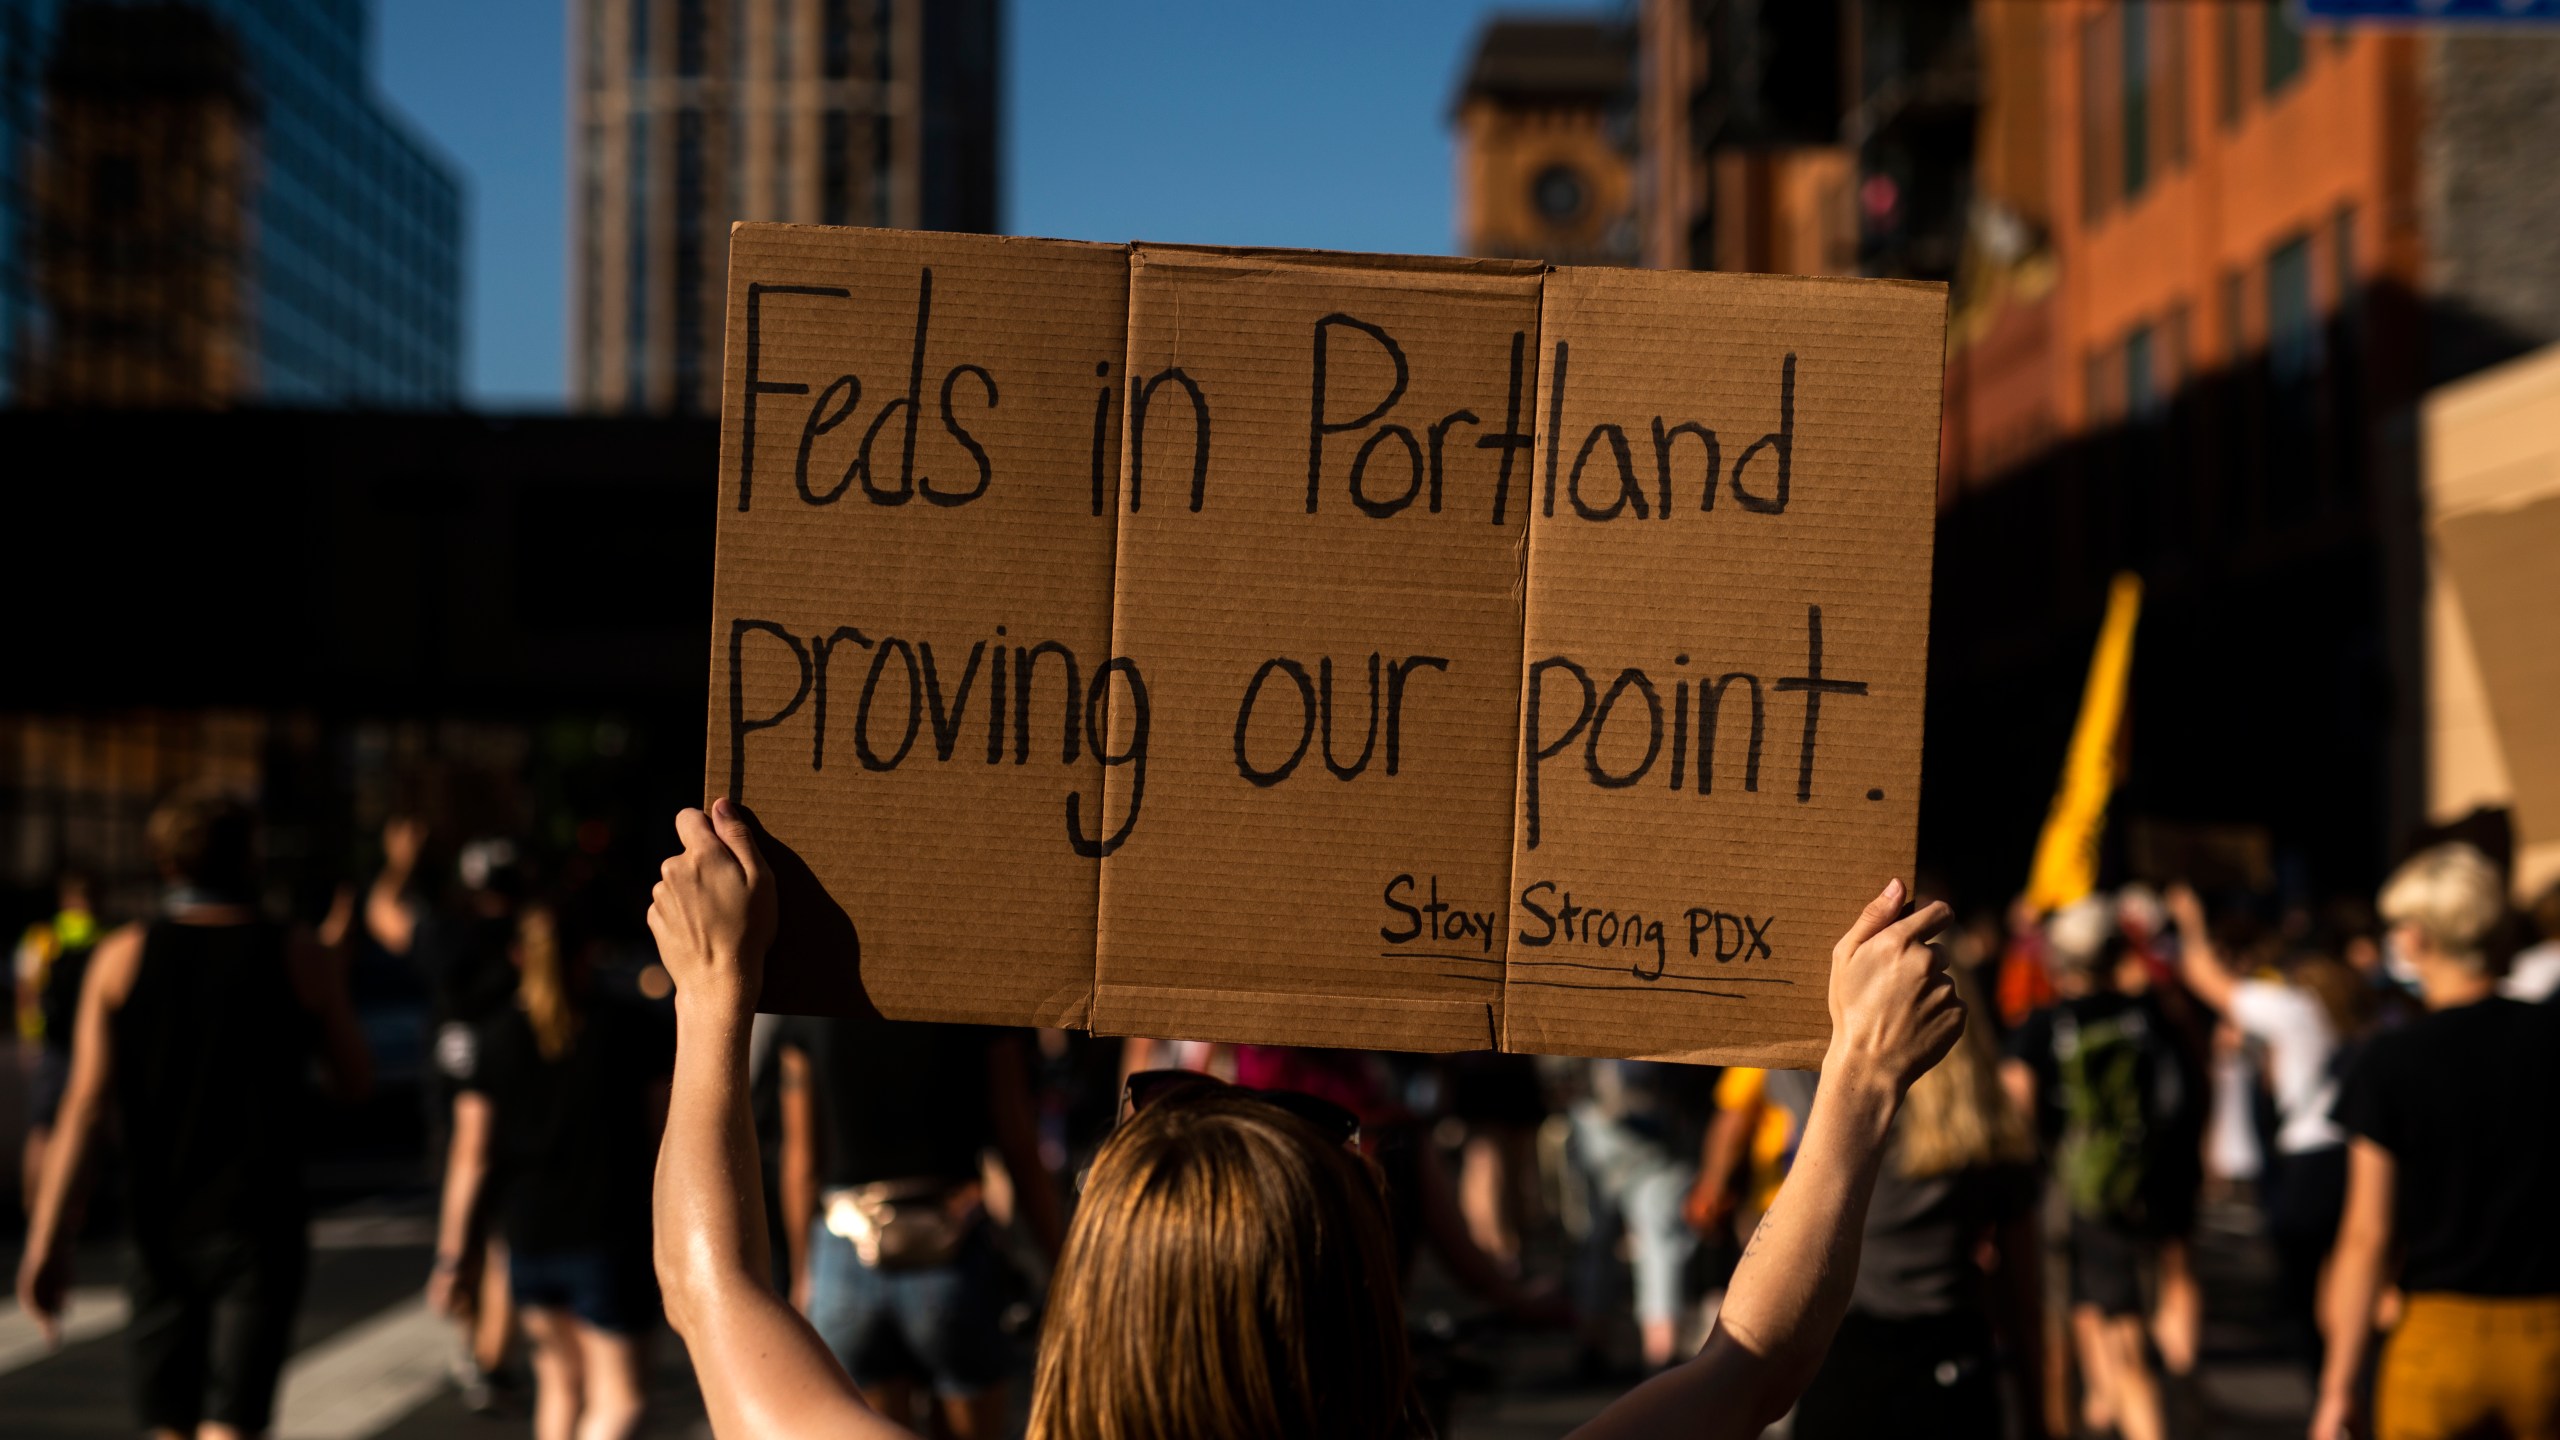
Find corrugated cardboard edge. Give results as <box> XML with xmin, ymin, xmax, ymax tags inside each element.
<box><xmin>1091</xmin><ymin>983</ymin><xmax>1497</xmax><ymax>1053</ymax></box>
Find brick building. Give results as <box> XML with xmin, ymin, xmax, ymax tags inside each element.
<box><xmin>1450</xmin><ymin>16</ymin><xmax>1637</xmax><ymax>264</ymax></box>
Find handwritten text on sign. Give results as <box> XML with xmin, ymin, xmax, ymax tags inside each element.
<box><xmin>708</xmin><ymin>227</ymin><xmax>1942</xmax><ymax>1064</ymax></box>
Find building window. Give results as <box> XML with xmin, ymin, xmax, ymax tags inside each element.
<box><xmin>2126</xmin><ymin>323</ymin><xmax>2160</xmax><ymax>422</ymax></box>
<box><xmin>1531</xmin><ymin>164</ymin><xmax>1588</xmax><ymax>225</ymax></box>
<box><xmin>2267</xmin><ymin>233</ymin><xmax>2317</xmax><ymax>383</ymax></box>
<box><xmin>2264</xmin><ymin>2</ymin><xmax>2305</xmax><ymax>96</ymax></box>
<box><xmin>2158</xmin><ymin>5</ymin><xmax>2187</xmax><ymax>170</ymax></box>
<box><xmin>2122</xmin><ymin>3</ymin><xmax>2149</xmax><ymax>200</ymax></box>
<box><xmin>2221</xmin><ymin>267</ymin><xmax>2248</xmax><ymax>362</ymax></box>
<box><xmin>2080</xmin><ymin>12</ymin><xmax>2110</xmax><ymax>222</ymax></box>
<box><xmin>677</xmin><ymin>0</ymin><xmax>707</xmax><ymax>78</ymax></box>
<box><xmin>2219</xmin><ymin>3</ymin><xmax>2243</xmax><ymax>128</ymax></box>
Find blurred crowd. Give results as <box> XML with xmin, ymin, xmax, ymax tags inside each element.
<box><xmin>12</xmin><ymin>781</ymin><xmax>2560</xmax><ymax>1440</ymax></box>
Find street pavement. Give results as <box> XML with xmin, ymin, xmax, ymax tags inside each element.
<box><xmin>3</xmin><ymin>1195</ymin><xmax>2311</xmax><ymax>1439</ymax></box>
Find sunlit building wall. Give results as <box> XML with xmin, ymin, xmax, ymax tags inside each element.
<box><xmin>569</xmin><ymin>0</ymin><xmax>1000</xmax><ymax>416</ymax></box>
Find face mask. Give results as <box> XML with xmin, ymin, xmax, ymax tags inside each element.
<box><xmin>2382</xmin><ymin>931</ymin><xmax>2424</xmax><ymax>993</ymax></box>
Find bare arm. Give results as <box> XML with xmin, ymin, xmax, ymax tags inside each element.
<box><xmin>1685</xmin><ymin>1089</ymin><xmax>1760</xmax><ymax>1234</ymax></box>
<box><xmin>777</xmin><ymin>1044</ymin><xmax>818</xmax><ymax>1307</ymax></box>
<box><xmin>289</xmin><ymin>927</ymin><xmax>373</xmax><ymax>1104</ymax></box>
<box><xmin>1571</xmin><ymin>882</ymin><xmax>1964</xmax><ymax>1440</ymax></box>
<box><xmin>987</xmin><ymin>1034</ymin><xmax>1066</xmax><ymax>1263</ymax></box>
<box><xmin>2311</xmin><ymin>1139</ymin><xmax>2394</xmax><ymax>1440</ymax></box>
<box><xmin>365</xmin><ymin>817</ymin><xmax>425</xmax><ymax>955</ymax></box>
<box><xmin>2165</xmin><ymin>883</ymin><xmax>2237</xmax><ymax>1014</ymax></box>
<box><xmin>649</xmin><ymin>801</ymin><xmax>911</xmax><ymax>1440</ymax></box>
<box><xmin>429</xmin><ymin>1093</ymin><xmax>492</xmax><ymax>1314</ymax></box>
<box><xmin>15</xmin><ymin>925</ymin><xmax>141</xmax><ymax>1346</ymax></box>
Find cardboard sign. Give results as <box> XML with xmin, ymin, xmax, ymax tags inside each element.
<box><xmin>710</xmin><ymin>223</ymin><xmax>1943</xmax><ymax>1063</ymax></box>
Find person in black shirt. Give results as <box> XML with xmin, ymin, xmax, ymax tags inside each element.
<box><xmin>776</xmin><ymin>1013</ymin><xmax>1061</xmax><ymax>1438</ymax></box>
<box><xmin>430</xmin><ymin>899</ymin><xmax>673</xmax><ymax>1440</ymax></box>
<box><xmin>366</xmin><ymin>816</ymin><xmax>527</xmax><ymax>1404</ymax></box>
<box><xmin>17</xmin><ymin>785</ymin><xmax>371</xmax><ymax>1439</ymax></box>
<box><xmin>2315</xmin><ymin>843</ymin><xmax>2560</xmax><ymax>1440</ymax></box>
<box><xmin>2001</xmin><ymin>897</ymin><xmax>2203</xmax><ymax>1440</ymax></box>
<box><xmin>1797</xmin><ymin>967</ymin><xmax>2042</xmax><ymax>1440</ymax></box>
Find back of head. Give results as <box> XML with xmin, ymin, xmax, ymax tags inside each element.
<box><xmin>1897</xmin><ymin>966</ymin><xmax>2035</xmax><ymax>1178</ymax></box>
<box><xmin>146</xmin><ymin>783</ymin><xmax>256</xmax><ymax>897</ymax></box>
<box><xmin>2045</xmin><ymin>895</ymin><xmax>2117</xmax><ymax>986</ymax></box>
<box><xmin>2378</xmin><ymin>842</ymin><xmax>2504</xmax><ymax>973</ymax></box>
<box><xmin>1028</xmin><ymin>1091</ymin><xmax>1417</xmax><ymax>1440</ymax></box>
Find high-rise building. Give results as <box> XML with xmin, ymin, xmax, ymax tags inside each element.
<box><xmin>0</xmin><ymin>0</ymin><xmax>465</xmax><ymax>407</ymax></box>
<box><xmin>570</xmin><ymin>0</ymin><xmax>1001</xmax><ymax>415</ymax></box>
<box><xmin>1636</xmin><ymin>0</ymin><xmax>1857</xmax><ymax>278</ymax></box>
<box><xmin>1449</xmin><ymin>17</ymin><xmax>1636</xmax><ymax>265</ymax></box>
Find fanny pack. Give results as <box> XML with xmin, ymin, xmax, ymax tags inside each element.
<box><xmin>824</xmin><ymin>1179</ymin><xmax>982</xmax><ymax>1270</ymax></box>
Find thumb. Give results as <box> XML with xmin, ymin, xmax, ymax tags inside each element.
<box><xmin>1837</xmin><ymin>878</ymin><xmax>1906</xmax><ymax>955</ymax></box>
<box><xmin>709</xmin><ymin>797</ymin><xmax>765</xmax><ymax>881</ymax></box>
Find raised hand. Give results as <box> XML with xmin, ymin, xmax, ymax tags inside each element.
<box><xmin>646</xmin><ymin>798</ymin><xmax>776</xmax><ymax>1021</ymax></box>
<box><xmin>1824</xmin><ymin>879</ymin><xmax>1964</xmax><ymax>1094</ymax></box>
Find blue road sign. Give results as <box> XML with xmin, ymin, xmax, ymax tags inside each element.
<box><xmin>2303</xmin><ymin>0</ymin><xmax>2560</xmax><ymax>21</ymax></box>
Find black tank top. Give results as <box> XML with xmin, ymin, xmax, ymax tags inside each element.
<box><xmin>111</xmin><ymin>920</ymin><xmax>314</xmax><ymax>1240</ymax></box>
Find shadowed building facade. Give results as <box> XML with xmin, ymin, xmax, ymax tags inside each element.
<box><xmin>0</xmin><ymin>0</ymin><xmax>463</xmax><ymax>407</ymax></box>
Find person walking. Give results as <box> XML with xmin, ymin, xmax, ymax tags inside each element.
<box><xmin>2313</xmin><ymin>842</ymin><xmax>2560</xmax><ymax>1440</ymax></box>
<box><xmin>774</xmin><ymin>1010</ymin><xmax>1062</xmax><ymax>1438</ymax></box>
<box><xmin>1794</xmin><ymin>966</ymin><xmax>2045</xmax><ymax>1439</ymax></box>
<box><xmin>2168</xmin><ymin>882</ymin><xmax>2371</xmax><ymax>1378</ymax></box>
<box><xmin>16</xmin><ymin>785</ymin><xmax>371</xmax><ymax>1440</ymax></box>
<box><xmin>2003</xmin><ymin>896</ymin><xmax>2206</xmax><ymax>1440</ymax></box>
<box><xmin>429</xmin><ymin>901</ymin><xmax>672</xmax><ymax>1440</ymax></box>
<box><xmin>367</xmin><ymin>817</ymin><xmax>528</xmax><ymax>1406</ymax></box>
<box><xmin>642</xmin><ymin>798</ymin><xmax>1963</xmax><ymax>1440</ymax></box>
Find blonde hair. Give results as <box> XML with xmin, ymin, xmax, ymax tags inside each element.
<box><xmin>2378</xmin><ymin>842</ymin><xmax>2504</xmax><ymax>972</ymax></box>
<box><xmin>1896</xmin><ymin>967</ymin><xmax>2034</xmax><ymax>1179</ymax></box>
<box><xmin>516</xmin><ymin>906</ymin><xmax>578</xmax><ymax>1061</ymax></box>
<box><xmin>1027</xmin><ymin>1092</ymin><xmax>1420</xmax><ymax>1440</ymax></box>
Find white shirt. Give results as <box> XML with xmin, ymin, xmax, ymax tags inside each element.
<box><xmin>2230</xmin><ymin>978</ymin><xmax>2345</xmax><ymax>1155</ymax></box>
<box><xmin>2502</xmin><ymin>941</ymin><xmax>2560</xmax><ymax>1003</ymax></box>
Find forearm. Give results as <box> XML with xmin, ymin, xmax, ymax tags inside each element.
<box><xmin>1573</xmin><ymin>1065</ymin><xmax>1898</xmax><ymax>1440</ymax></box>
<box><xmin>1712</xmin><ymin>1067</ymin><xmax>1896</xmax><ymax>1399</ymax></box>
<box><xmin>26</xmin><ymin>1082</ymin><xmax>102</xmax><ymax>1259</ymax></box>
<box><xmin>779</xmin><ymin>1153</ymin><xmax>815</xmax><ymax>1285</ymax></box>
<box><xmin>2318</xmin><ymin>1232</ymin><xmax>2384</xmax><ymax>1409</ymax></box>
<box><xmin>656</xmin><ymin>1001</ymin><xmax>772</xmax><ymax>1333</ymax></box>
<box><xmin>434</xmin><ymin>1149</ymin><xmax>484</xmax><ymax>1263</ymax></box>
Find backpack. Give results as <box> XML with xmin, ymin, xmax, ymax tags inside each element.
<box><xmin>2050</xmin><ymin>1002</ymin><xmax>2171</xmax><ymax>1228</ymax></box>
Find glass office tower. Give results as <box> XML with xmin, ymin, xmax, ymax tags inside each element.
<box><xmin>0</xmin><ymin>0</ymin><xmax>463</xmax><ymax>406</ymax></box>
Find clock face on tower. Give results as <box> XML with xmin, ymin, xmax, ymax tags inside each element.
<box><xmin>1531</xmin><ymin>163</ymin><xmax>1588</xmax><ymax>226</ymax></box>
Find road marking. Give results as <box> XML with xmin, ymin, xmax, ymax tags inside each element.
<box><xmin>0</xmin><ymin>1286</ymin><xmax>130</xmax><ymax>1375</ymax></box>
<box><xmin>273</xmin><ymin>1299</ymin><xmax>452</xmax><ymax>1440</ymax></box>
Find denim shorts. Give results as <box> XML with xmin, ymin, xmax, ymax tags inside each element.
<box><xmin>806</xmin><ymin>1218</ymin><xmax>1006</xmax><ymax>1397</ymax></box>
<box><xmin>510</xmin><ymin>1245</ymin><xmax>662</xmax><ymax>1337</ymax></box>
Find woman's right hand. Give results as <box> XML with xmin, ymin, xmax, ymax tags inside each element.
<box><xmin>647</xmin><ymin>798</ymin><xmax>776</xmax><ymax>1023</ymax></box>
<box><xmin>1823</xmin><ymin>879</ymin><xmax>1964</xmax><ymax>1095</ymax></box>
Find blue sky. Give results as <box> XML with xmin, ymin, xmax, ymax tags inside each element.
<box><xmin>374</xmin><ymin>0</ymin><xmax>1604</xmax><ymax>408</ymax></box>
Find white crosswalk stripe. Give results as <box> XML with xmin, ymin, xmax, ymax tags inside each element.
<box><xmin>0</xmin><ymin>1286</ymin><xmax>129</xmax><ymax>1376</ymax></box>
<box><xmin>271</xmin><ymin>1299</ymin><xmax>454</xmax><ymax>1440</ymax></box>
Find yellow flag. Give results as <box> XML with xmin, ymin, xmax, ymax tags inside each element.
<box><xmin>2024</xmin><ymin>573</ymin><xmax>2142</xmax><ymax>913</ymax></box>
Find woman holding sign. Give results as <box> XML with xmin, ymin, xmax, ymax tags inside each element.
<box><xmin>645</xmin><ymin>798</ymin><xmax>1964</xmax><ymax>1440</ymax></box>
